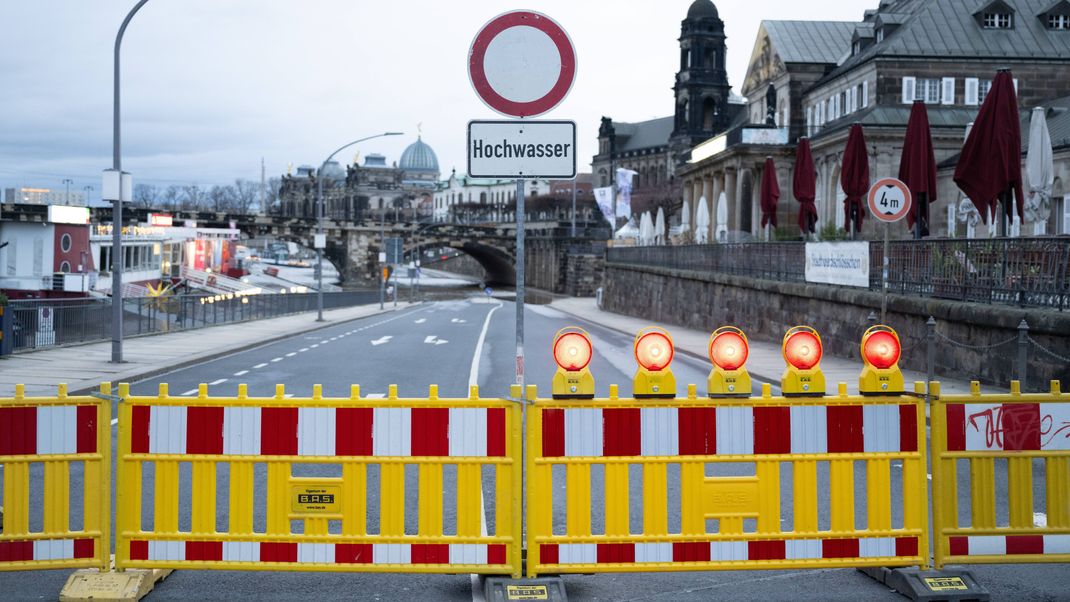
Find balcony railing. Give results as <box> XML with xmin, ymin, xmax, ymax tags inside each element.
<box><xmin>606</xmin><ymin>237</ymin><xmax>1070</xmax><ymax>310</ymax></box>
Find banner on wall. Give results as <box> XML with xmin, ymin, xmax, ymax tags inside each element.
<box><xmin>804</xmin><ymin>241</ymin><xmax>870</xmax><ymax>287</ymax></box>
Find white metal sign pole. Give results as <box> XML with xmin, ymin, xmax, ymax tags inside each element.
<box><xmin>515</xmin><ymin>175</ymin><xmax>525</xmax><ymax>388</ymax></box>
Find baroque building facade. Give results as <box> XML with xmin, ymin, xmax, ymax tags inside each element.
<box><xmin>676</xmin><ymin>0</ymin><xmax>1070</xmax><ymax>240</ymax></box>
<box><xmin>275</xmin><ymin>136</ymin><xmax>440</xmax><ymax>222</ymax></box>
<box><xmin>591</xmin><ymin>0</ymin><xmax>745</xmax><ymax>221</ymax></box>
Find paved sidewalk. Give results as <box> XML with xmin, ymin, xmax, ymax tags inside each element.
<box><xmin>549</xmin><ymin>297</ymin><xmax>981</xmax><ymax>395</ymax></box>
<box><xmin>0</xmin><ymin>302</ymin><xmax>417</xmax><ymax>397</ymax></box>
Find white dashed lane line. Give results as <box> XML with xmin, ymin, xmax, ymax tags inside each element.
<box><xmin>310</xmin><ymin>344</ymin><xmax>319</xmax><ymax>349</ymax></box>
<box><xmin>234</xmin><ymin>370</ymin><xmax>249</xmax><ymax>376</ymax></box>
<box><xmin>271</xmin><ymin>357</ymin><xmax>283</xmax><ymax>363</ymax></box>
<box><xmin>209</xmin><ymin>378</ymin><xmax>227</xmax><ymax>385</ymax></box>
<box><xmin>254</xmin><ymin>363</ymin><xmax>268</xmax><ymax>369</ymax></box>
<box><xmin>181</xmin><ymin>389</ymin><xmax>198</xmax><ymax>396</ymax></box>
<box><xmin>286</xmin><ymin>352</ymin><xmax>297</xmax><ymax>357</ymax></box>
<box><xmin>299</xmin><ymin>348</ymin><xmax>309</xmax><ymax>352</ymax></box>
<box><xmin>364</xmin><ymin>393</ymin><xmax>386</xmax><ymax>399</ymax></box>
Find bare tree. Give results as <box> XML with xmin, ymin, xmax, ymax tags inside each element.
<box><xmin>266</xmin><ymin>176</ymin><xmax>282</xmax><ymax>215</ymax></box>
<box><xmin>133</xmin><ymin>183</ymin><xmax>159</xmax><ymax>208</ymax></box>
<box><xmin>232</xmin><ymin>179</ymin><xmax>258</xmax><ymax>215</ymax></box>
<box><xmin>182</xmin><ymin>184</ymin><xmax>207</xmax><ymax>211</ymax></box>
<box><xmin>161</xmin><ymin>185</ymin><xmax>182</xmax><ymax>211</ymax></box>
<box><xmin>208</xmin><ymin>184</ymin><xmax>236</xmax><ymax>213</ymax></box>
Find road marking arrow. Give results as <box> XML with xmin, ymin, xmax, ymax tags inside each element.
<box><xmin>451</xmin><ymin>318</ymin><xmax>467</xmax><ymax>323</ymax></box>
<box><xmin>424</xmin><ymin>335</ymin><xmax>450</xmax><ymax>345</ymax></box>
<box><xmin>415</xmin><ymin>318</ymin><xmax>427</xmax><ymax>324</ymax></box>
<box><xmin>371</xmin><ymin>336</ymin><xmax>393</xmax><ymax>346</ymax></box>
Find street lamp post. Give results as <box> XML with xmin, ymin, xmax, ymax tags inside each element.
<box><xmin>109</xmin><ymin>0</ymin><xmax>151</xmax><ymax>364</ymax></box>
<box><xmin>316</xmin><ymin>132</ymin><xmax>403</xmax><ymax>321</ymax></box>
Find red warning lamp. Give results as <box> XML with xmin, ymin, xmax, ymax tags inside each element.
<box><xmin>553</xmin><ymin>331</ymin><xmax>593</xmax><ymax>371</ymax></box>
<box><xmin>635</xmin><ymin>330</ymin><xmax>674</xmax><ymax>371</ymax></box>
<box><xmin>784</xmin><ymin>328</ymin><xmax>822</xmax><ymax>370</ymax></box>
<box><xmin>708</xmin><ymin>327</ymin><xmax>751</xmax><ymax>397</ymax></box>
<box><xmin>709</xmin><ymin>328</ymin><xmax>749</xmax><ymax>371</ymax></box>
<box><xmin>862</xmin><ymin>329</ymin><xmax>900</xmax><ymax>369</ymax></box>
<box><xmin>859</xmin><ymin>325</ymin><xmax>904</xmax><ymax>394</ymax></box>
<box><xmin>781</xmin><ymin>326</ymin><xmax>826</xmax><ymax>396</ymax></box>
<box><xmin>633</xmin><ymin>327</ymin><xmax>676</xmax><ymax>398</ymax></box>
<box><xmin>552</xmin><ymin>327</ymin><xmax>594</xmax><ymax>399</ymax></box>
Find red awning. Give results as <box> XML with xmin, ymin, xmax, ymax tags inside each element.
<box><xmin>840</xmin><ymin>124</ymin><xmax>870</xmax><ymax>233</ymax></box>
<box><xmin>953</xmin><ymin>70</ymin><xmax>1024</xmax><ymax>223</ymax></box>
<box><xmin>899</xmin><ymin>101</ymin><xmax>937</xmax><ymax>235</ymax></box>
<box><xmin>793</xmin><ymin>138</ymin><xmax>817</xmax><ymax>234</ymax></box>
<box><xmin>759</xmin><ymin>157</ymin><xmax>780</xmax><ymax>229</ymax></box>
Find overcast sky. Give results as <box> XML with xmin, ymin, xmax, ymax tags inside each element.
<box><xmin>0</xmin><ymin>0</ymin><xmax>874</xmax><ymax>201</ymax></box>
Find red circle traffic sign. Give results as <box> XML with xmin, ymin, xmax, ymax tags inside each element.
<box><xmin>468</xmin><ymin>10</ymin><xmax>576</xmax><ymax>118</ymax></box>
<box><xmin>868</xmin><ymin>177</ymin><xmax>913</xmax><ymax>223</ymax></box>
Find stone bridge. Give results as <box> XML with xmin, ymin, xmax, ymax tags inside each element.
<box><xmin>233</xmin><ymin>216</ymin><xmax>607</xmax><ymax>292</ymax></box>
<box><xmin>87</xmin><ymin>208</ymin><xmax>606</xmax><ymax>293</ymax></box>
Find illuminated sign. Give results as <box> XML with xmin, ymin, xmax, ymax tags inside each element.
<box><xmin>47</xmin><ymin>205</ymin><xmax>90</xmax><ymax>225</ymax></box>
<box><xmin>149</xmin><ymin>213</ymin><xmax>173</xmax><ymax>227</ymax></box>
<box><xmin>93</xmin><ymin>225</ymin><xmax>166</xmax><ymax>237</ymax></box>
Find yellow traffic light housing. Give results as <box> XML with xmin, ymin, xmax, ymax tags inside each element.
<box><xmin>633</xmin><ymin>327</ymin><xmax>676</xmax><ymax>398</ymax></box>
<box><xmin>781</xmin><ymin>326</ymin><xmax>826</xmax><ymax>397</ymax></box>
<box><xmin>707</xmin><ymin>326</ymin><xmax>751</xmax><ymax>397</ymax></box>
<box><xmin>551</xmin><ymin>327</ymin><xmax>595</xmax><ymax>399</ymax></box>
<box><xmin>859</xmin><ymin>325</ymin><xmax>904</xmax><ymax>395</ymax></box>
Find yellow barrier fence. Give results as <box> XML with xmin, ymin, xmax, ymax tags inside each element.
<box><xmin>0</xmin><ymin>384</ymin><xmax>110</xmax><ymax>571</ymax></box>
<box><xmin>526</xmin><ymin>382</ymin><xmax>929</xmax><ymax>576</ymax></box>
<box><xmin>931</xmin><ymin>380</ymin><xmax>1070</xmax><ymax>568</ymax></box>
<box><xmin>115</xmin><ymin>383</ymin><xmax>523</xmax><ymax>577</ymax></box>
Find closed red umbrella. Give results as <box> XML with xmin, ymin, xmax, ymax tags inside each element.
<box><xmin>759</xmin><ymin>157</ymin><xmax>780</xmax><ymax>233</ymax></box>
<box><xmin>953</xmin><ymin>70</ymin><xmax>1024</xmax><ymax>229</ymax></box>
<box><xmin>793</xmin><ymin>138</ymin><xmax>817</xmax><ymax>234</ymax></box>
<box><xmin>840</xmin><ymin>124</ymin><xmax>870</xmax><ymax>237</ymax></box>
<box><xmin>899</xmin><ymin>100</ymin><xmax>937</xmax><ymax>238</ymax></box>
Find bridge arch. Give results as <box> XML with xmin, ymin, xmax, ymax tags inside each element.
<box><xmin>412</xmin><ymin>238</ymin><xmax>515</xmax><ymax>285</ymax></box>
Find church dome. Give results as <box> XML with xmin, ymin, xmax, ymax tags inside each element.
<box><xmin>687</xmin><ymin>0</ymin><xmax>718</xmax><ymax>18</ymax></box>
<box><xmin>399</xmin><ymin>137</ymin><xmax>439</xmax><ymax>173</ymax></box>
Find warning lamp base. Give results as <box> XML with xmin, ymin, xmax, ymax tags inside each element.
<box><xmin>859</xmin><ymin>366</ymin><xmax>905</xmax><ymax>396</ymax></box>
<box><xmin>633</xmin><ymin>368</ymin><xmax>676</xmax><ymax>399</ymax></box>
<box><xmin>552</xmin><ymin>368</ymin><xmax>594</xmax><ymax>400</ymax></box>
<box><xmin>781</xmin><ymin>368</ymin><xmax>826</xmax><ymax>397</ymax></box>
<box><xmin>707</xmin><ymin>369</ymin><xmax>751</xmax><ymax>397</ymax></box>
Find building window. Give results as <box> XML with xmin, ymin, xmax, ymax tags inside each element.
<box><xmin>876</xmin><ymin>28</ymin><xmax>885</xmax><ymax>43</ymax></box>
<box><xmin>60</xmin><ymin>233</ymin><xmax>72</xmax><ymax>253</ymax></box>
<box><xmin>60</xmin><ymin>261</ymin><xmax>71</xmax><ymax>273</ymax></box>
<box><xmin>978</xmin><ymin>79</ymin><xmax>993</xmax><ymax>103</ymax></box>
<box><xmin>917</xmin><ymin>78</ymin><xmax>942</xmax><ymax>103</ymax></box>
<box><xmin>982</xmin><ymin>12</ymin><xmax>1011</xmax><ymax>28</ymax></box>
<box><xmin>1048</xmin><ymin>14</ymin><xmax>1070</xmax><ymax>29</ymax></box>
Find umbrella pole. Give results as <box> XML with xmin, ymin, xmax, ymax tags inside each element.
<box><xmin>1000</xmin><ymin>191</ymin><xmax>1009</xmax><ymax>237</ymax></box>
<box><xmin>881</xmin><ymin>222</ymin><xmax>889</xmax><ymax>323</ymax></box>
<box><xmin>914</xmin><ymin>192</ymin><xmax>924</xmax><ymax>240</ymax></box>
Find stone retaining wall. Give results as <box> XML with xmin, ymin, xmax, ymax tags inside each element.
<box><xmin>603</xmin><ymin>262</ymin><xmax>1070</xmax><ymax>389</ymax></box>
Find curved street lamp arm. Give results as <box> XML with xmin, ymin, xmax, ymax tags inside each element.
<box><xmin>114</xmin><ymin>0</ymin><xmax>151</xmax><ymax>170</ymax></box>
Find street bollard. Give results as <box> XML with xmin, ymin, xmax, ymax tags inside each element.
<box><xmin>1017</xmin><ymin>318</ymin><xmax>1029</xmax><ymax>391</ymax></box>
<box><xmin>926</xmin><ymin>316</ymin><xmax>935</xmax><ymax>398</ymax></box>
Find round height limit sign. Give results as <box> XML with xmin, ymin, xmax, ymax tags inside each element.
<box><xmin>868</xmin><ymin>177</ymin><xmax>913</xmax><ymax>223</ymax></box>
<box><xmin>468</xmin><ymin>10</ymin><xmax>576</xmax><ymax>118</ymax></box>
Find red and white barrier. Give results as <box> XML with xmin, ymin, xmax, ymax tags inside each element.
<box><xmin>0</xmin><ymin>539</ymin><xmax>95</xmax><ymax>562</ymax></box>
<box><xmin>0</xmin><ymin>406</ymin><xmax>98</xmax><ymax>456</ymax></box>
<box><xmin>946</xmin><ymin>402</ymin><xmax>1070</xmax><ymax>452</ymax></box>
<box><xmin>949</xmin><ymin>535</ymin><xmax>1070</xmax><ymax>556</ymax></box>
<box><xmin>128</xmin><ymin>540</ymin><xmax>508</xmax><ymax>565</ymax></box>
<box><xmin>129</xmin><ymin>404</ymin><xmax>507</xmax><ymax>457</ymax></box>
<box><xmin>541</xmin><ymin>404</ymin><xmax>917</xmax><ymax>457</ymax></box>
<box><xmin>540</xmin><ymin>536</ymin><xmax>920</xmax><ymax>564</ymax></box>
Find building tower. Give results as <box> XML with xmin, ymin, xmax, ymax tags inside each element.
<box><xmin>669</xmin><ymin>0</ymin><xmax>733</xmax><ymax>164</ymax></box>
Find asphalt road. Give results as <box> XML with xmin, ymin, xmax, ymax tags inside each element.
<box><xmin>2</xmin><ymin>296</ymin><xmax>1068</xmax><ymax>601</ymax></box>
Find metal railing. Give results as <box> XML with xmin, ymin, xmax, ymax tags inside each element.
<box><xmin>607</xmin><ymin>237</ymin><xmax>1070</xmax><ymax>310</ymax></box>
<box><xmin>5</xmin><ymin>290</ymin><xmax>379</xmax><ymax>353</ymax></box>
